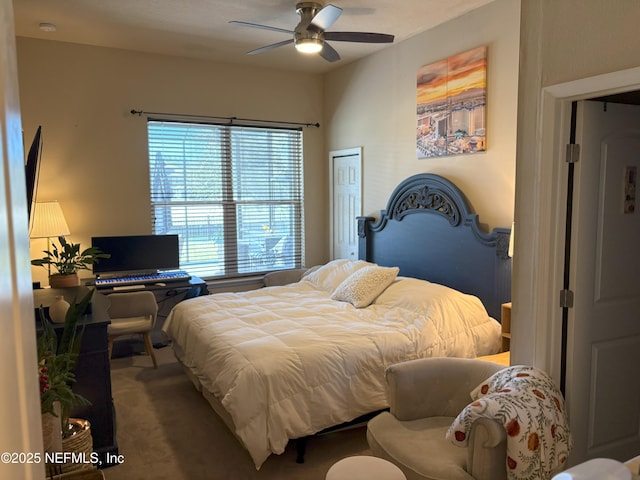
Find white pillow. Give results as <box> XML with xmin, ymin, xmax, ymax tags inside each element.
<box><xmin>331</xmin><ymin>265</ymin><xmax>400</xmax><ymax>308</ymax></box>
<box><xmin>303</xmin><ymin>259</ymin><xmax>373</xmax><ymax>293</ymax></box>
<box><xmin>375</xmin><ymin>277</ymin><xmax>487</xmax><ymax>317</ymax></box>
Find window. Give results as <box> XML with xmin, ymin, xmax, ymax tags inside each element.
<box><xmin>147</xmin><ymin>120</ymin><xmax>304</xmax><ymax>279</ymax></box>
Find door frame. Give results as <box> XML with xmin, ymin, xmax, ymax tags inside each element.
<box><xmin>328</xmin><ymin>147</ymin><xmax>362</xmax><ymax>260</ymax></box>
<box><xmin>0</xmin><ymin>0</ymin><xmax>46</xmax><ymax>477</ymax></box>
<box><xmin>525</xmin><ymin>66</ymin><xmax>640</xmax><ymax>384</ymax></box>
<box><xmin>514</xmin><ymin>66</ymin><xmax>640</xmax><ymax>467</ymax></box>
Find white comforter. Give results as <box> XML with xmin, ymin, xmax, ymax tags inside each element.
<box><xmin>163</xmin><ymin>261</ymin><xmax>501</xmax><ymax>468</ymax></box>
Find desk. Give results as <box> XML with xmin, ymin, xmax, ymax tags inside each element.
<box><xmin>85</xmin><ymin>276</ymin><xmax>208</xmax><ymax>344</ymax></box>
<box><xmin>34</xmin><ymin>288</ymin><xmax>118</xmax><ymax>467</ymax></box>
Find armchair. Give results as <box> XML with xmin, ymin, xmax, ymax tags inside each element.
<box><xmin>262</xmin><ymin>268</ymin><xmax>309</xmax><ymax>287</ymax></box>
<box><xmin>262</xmin><ymin>265</ymin><xmax>321</xmax><ymax>287</ymax></box>
<box><xmin>366</xmin><ymin>357</ymin><xmax>506</xmax><ymax>480</ymax></box>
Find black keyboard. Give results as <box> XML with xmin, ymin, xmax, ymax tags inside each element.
<box><xmin>94</xmin><ymin>270</ymin><xmax>192</xmax><ymax>289</ymax></box>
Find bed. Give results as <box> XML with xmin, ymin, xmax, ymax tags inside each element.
<box><xmin>162</xmin><ymin>173</ymin><xmax>512</xmax><ymax>469</ymax></box>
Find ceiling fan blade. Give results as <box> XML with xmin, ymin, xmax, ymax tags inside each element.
<box><xmin>310</xmin><ymin>4</ymin><xmax>342</xmax><ymax>31</ymax></box>
<box><xmin>247</xmin><ymin>39</ymin><xmax>294</xmax><ymax>56</ymax></box>
<box><xmin>229</xmin><ymin>20</ymin><xmax>293</xmax><ymax>36</ymax></box>
<box><xmin>319</xmin><ymin>42</ymin><xmax>340</xmax><ymax>63</ymax></box>
<box><xmin>324</xmin><ymin>32</ymin><xmax>394</xmax><ymax>43</ymax></box>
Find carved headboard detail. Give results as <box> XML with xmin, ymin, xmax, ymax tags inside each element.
<box><xmin>392</xmin><ymin>185</ymin><xmax>461</xmax><ymax>226</ymax></box>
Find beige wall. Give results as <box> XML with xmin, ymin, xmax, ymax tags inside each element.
<box><xmin>529</xmin><ymin>0</ymin><xmax>640</xmax><ymax>88</ymax></box>
<box><xmin>324</xmin><ymin>0</ymin><xmax>520</xmax><ymax>230</ymax></box>
<box><xmin>16</xmin><ymin>38</ymin><xmax>326</xmax><ymax>286</ymax></box>
<box><xmin>514</xmin><ymin>0</ymin><xmax>640</xmax><ymax>366</ymax></box>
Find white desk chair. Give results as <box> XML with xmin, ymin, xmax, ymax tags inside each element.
<box><xmin>106</xmin><ymin>290</ymin><xmax>158</xmax><ymax>368</ymax></box>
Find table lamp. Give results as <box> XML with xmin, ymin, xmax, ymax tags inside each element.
<box><xmin>29</xmin><ymin>201</ymin><xmax>71</xmax><ymax>278</ymax></box>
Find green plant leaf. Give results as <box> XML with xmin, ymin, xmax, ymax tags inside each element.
<box><xmin>37</xmin><ymin>288</ymin><xmax>95</xmax><ymax>417</ymax></box>
<box><xmin>58</xmin><ymin>289</ymin><xmax>93</xmax><ymax>356</ymax></box>
<box><xmin>30</xmin><ymin>236</ymin><xmax>110</xmax><ymax>275</ymax></box>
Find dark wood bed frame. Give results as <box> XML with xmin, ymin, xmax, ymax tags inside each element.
<box><xmin>296</xmin><ymin>174</ymin><xmax>512</xmax><ymax>463</ymax></box>
<box><xmin>357</xmin><ymin>173</ymin><xmax>511</xmax><ymax>320</ymax></box>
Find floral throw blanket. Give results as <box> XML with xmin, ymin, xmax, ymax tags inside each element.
<box><xmin>446</xmin><ymin>365</ymin><xmax>573</xmax><ymax>480</ymax></box>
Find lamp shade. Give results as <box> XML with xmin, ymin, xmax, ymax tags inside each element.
<box><xmin>30</xmin><ymin>201</ymin><xmax>71</xmax><ymax>239</ymax></box>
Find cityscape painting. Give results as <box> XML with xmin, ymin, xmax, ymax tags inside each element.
<box><xmin>416</xmin><ymin>46</ymin><xmax>487</xmax><ymax>158</ymax></box>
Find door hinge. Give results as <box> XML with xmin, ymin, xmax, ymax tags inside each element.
<box><xmin>566</xmin><ymin>143</ymin><xmax>580</xmax><ymax>163</ymax></box>
<box><xmin>560</xmin><ymin>289</ymin><xmax>574</xmax><ymax>308</ymax></box>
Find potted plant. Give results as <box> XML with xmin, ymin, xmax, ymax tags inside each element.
<box><xmin>38</xmin><ymin>288</ymin><xmax>94</xmax><ymax>451</ymax></box>
<box><xmin>31</xmin><ymin>236</ymin><xmax>110</xmax><ymax>288</ymax></box>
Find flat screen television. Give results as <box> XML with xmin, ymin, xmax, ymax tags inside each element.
<box><xmin>25</xmin><ymin>126</ymin><xmax>42</xmax><ymax>223</ymax></box>
<box><xmin>91</xmin><ymin>234</ymin><xmax>180</xmax><ymax>276</ymax></box>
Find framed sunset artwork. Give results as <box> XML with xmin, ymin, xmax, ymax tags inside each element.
<box><xmin>416</xmin><ymin>46</ymin><xmax>487</xmax><ymax>158</ymax></box>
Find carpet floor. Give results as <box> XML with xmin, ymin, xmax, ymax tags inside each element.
<box><xmin>103</xmin><ymin>343</ymin><xmax>372</xmax><ymax>480</ymax></box>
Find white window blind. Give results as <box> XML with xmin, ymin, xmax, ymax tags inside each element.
<box><xmin>147</xmin><ymin>120</ymin><xmax>304</xmax><ymax>279</ymax></box>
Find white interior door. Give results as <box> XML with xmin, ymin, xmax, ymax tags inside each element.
<box><xmin>329</xmin><ymin>147</ymin><xmax>362</xmax><ymax>260</ymax></box>
<box><xmin>567</xmin><ymin>100</ymin><xmax>640</xmax><ymax>463</ymax></box>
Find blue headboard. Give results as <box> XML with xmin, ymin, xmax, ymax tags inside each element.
<box><xmin>357</xmin><ymin>173</ymin><xmax>511</xmax><ymax>320</ymax></box>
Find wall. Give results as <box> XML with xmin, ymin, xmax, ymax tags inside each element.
<box><xmin>16</xmin><ymin>38</ymin><xmax>326</xmax><ymax>287</ymax></box>
<box><xmin>324</xmin><ymin>0</ymin><xmax>520</xmax><ymax>231</ymax></box>
<box><xmin>514</xmin><ymin>0</ymin><xmax>640</xmax><ymax>366</ymax></box>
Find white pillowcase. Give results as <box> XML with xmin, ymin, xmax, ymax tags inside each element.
<box><xmin>375</xmin><ymin>277</ymin><xmax>488</xmax><ymax>318</ymax></box>
<box><xmin>331</xmin><ymin>265</ymin><xmax>400</xmax><ymax>308</ymax></box>
<box><xmin>303</xmin><ymin>258</ymin><xmax>373</xmax><ymax>293</ymax></box>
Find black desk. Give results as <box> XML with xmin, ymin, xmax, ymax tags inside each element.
<box><xmin>34</xmin><ymin>287</ymin><xmax>118</xmax><ymax>467</ymax></box>
<box><xmin>85</xmin><ymin>276</ymin><xmax>208</xmax><ymax>344</ymax></box>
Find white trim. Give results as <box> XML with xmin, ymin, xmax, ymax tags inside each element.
<box><xmin>545</xmin><ymin>66</ymin><xmax>640</xmax><ymax>101</ymax></box>
<box><xmin>527</xmin><ymin>67</ymin><xmax>640</xmax><ymax>383</ymax></box>
<box><xmin>0</xmin><ymin>0</ymin><xmax>45</xmax><ymax>478</ymax></box>
<box><xmin>532</xmin><ymin>91</ymin><xmax>574</xmax><ymax>382</ymax></box>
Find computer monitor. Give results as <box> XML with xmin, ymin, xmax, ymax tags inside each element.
<box><xmin>91</xmin><ymin>234</ymin><xmax>180</xmax><ymax>276</ymax></box>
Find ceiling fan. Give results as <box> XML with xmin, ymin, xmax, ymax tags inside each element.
<box><xmin>230</xmin><ymin>2</ymin><xmax>394</xmax><ymax>63</ymax></box>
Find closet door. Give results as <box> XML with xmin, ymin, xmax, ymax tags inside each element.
<box><xmin>330</xmin><ymin>147</ymin><xmax>362</xmax><ymax>260</ymax></box>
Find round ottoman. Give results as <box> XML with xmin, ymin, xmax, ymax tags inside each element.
<box><xmin>326</xmin><ymin>456</ymin><xmax>407</xmax><ymax>480</ymax></box>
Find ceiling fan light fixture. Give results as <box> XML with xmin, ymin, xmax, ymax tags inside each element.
<box><xmin>295</xmin><ymin>38</ymin><xmax>323</xmax><ymax>54</ymax></box>
<box><xmin>231</xmin><ymin>2</ymin><xmax>392</xmax><ymax>63</ymax></box>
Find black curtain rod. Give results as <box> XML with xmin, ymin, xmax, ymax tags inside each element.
<box><xmin>130</xmin><ymin>109</ymin><xmax>320</xmax><ymax>128</ymax></box>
